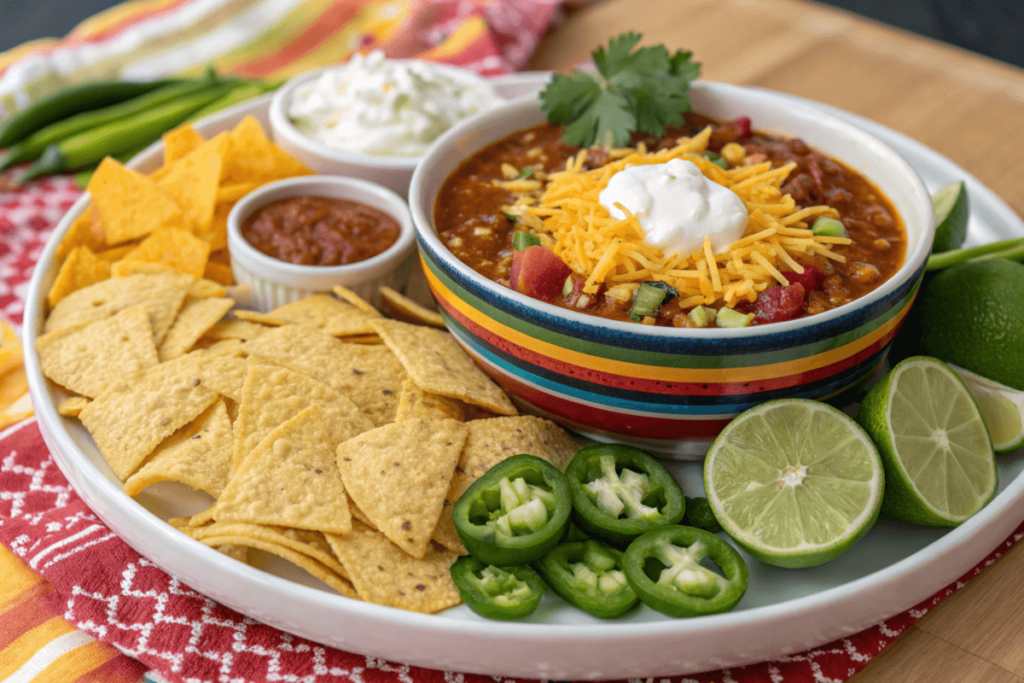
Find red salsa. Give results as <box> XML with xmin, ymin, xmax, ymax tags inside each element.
<box><xmin>242</xmin><ymin>196</ymin><xmax>400</xmax><ymax>266</ymax></box>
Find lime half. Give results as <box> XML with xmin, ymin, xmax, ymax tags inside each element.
<box><xmin>931</xmin><ymin>180</ymin><xmax>969</xmax><ymax>253</ymax></box>
<box><xmin>949</xmin><ymin>363</ymin><xmax>1024</xmax><ymax>454</ymax></box>
<box><xmin>704</xmin><ymin>399</ymin><xmax>884</xmax><ymax>568</ymax></box>
<box><xmin>857</xmin><ymin>357</ymin><xmax>997</xmax><ymax>526</ymax></box>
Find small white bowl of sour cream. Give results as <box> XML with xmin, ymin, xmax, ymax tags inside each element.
<box><xmin>269</xmin><ymin>53</ymin><xmax>509</xmax><ymax>198</ymax></box>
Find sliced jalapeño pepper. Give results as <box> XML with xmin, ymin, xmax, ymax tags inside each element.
<box><xmin>623</xmin><ymin>526</ymin><xmax>748</xmax><ymax>617</ymax></box>
<box><xmin>453</xmin><ymin>453</ymin><xmax>571</xmax><ymax>565</ymax></box>
<box><xmin>450</xmin><ymin>556</ymin><xmax>545</xmax><ymax>620</ymax></box>
<box><xmin>535</xmin><ymin>539</ymin><xmax>639</xmax><ymax>618</ymax></box>
<box><xmin>565</xmin><ymin>444</ymin><xmax>685</xmax><ymax>546</ymax></box>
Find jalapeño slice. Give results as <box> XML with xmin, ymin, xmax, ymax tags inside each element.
<box><xmin>453</xmin><ymin>453</ymin><xmax>571</xmax><ymax>566</ymax></box>
<box><xmin>535</xmin><ymin>539</ymin><xmax>639</xmax><ymax>618</ymax></box>
<box><xmin>565</xmin><ymin>444</ymin><xmax>685</xmax><ymax>546</ymax></box>
<box><xmin>450</xmin><ymin>556</ymin><xmax>545</xmax><ymax>620</ymax></box>
<box><xmin>623</xmin><ymin>526</ymin><xmax>748</xmax><ymax>618</ymax></box>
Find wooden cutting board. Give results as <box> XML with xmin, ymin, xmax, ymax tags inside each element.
<box><xmin>529</xmin><ymin>1</ymin><xmax>1024</xmax><ymax>681</ymax></box>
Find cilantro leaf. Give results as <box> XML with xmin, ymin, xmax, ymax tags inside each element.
<box><xmin>539</xmin><ymin>33</ymin><xmax>701</xmax><ymax>149</ymax></box>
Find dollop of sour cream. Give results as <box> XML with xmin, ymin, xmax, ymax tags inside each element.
<box><xmin>288</xmin><ymin>51</ymin><xmax>504</xmax><ymax>157</ymax></box>
<box><xmin>598</xmin><ymin>158</ymin><xmax>748</xmax><ymax>256</ymax></box>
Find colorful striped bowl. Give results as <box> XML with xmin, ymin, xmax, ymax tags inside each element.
<box><xmin>409</xmin><ymin>84</ymin><xmax>935</xmax><ymax>458</ymax></box>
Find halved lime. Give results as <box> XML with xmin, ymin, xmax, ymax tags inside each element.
<box><xmin>857</xmin><ymin>356</ymin><xmax>997</xmax><ymax>526</ymax></box>
<box><xmin>931</xmin><ymin>180</ymin><xmax>969</xmax><ymax>253</ymax></box>
<box><xmin>949</xmin><ymin>363</ymin><xmax>1024</xmax><ymax>454</ymax></box>
<box><xmin>704</xmin><ymin>399</ymin><xmax>884</xmax><ymax>568</ymax></box>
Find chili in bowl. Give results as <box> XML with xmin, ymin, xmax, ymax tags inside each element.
<box><xmin>409</xmin><ymin>84</ymin><xmax>935</xmax><ymax>457</ymax></box>
<box><xmin>227</xmin><ymin>175</ymin><xmax>415</xmax><ymax>311</ymax></box>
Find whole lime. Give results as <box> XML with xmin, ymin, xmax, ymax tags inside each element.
<box><xmin>904</xmin><ymin>259</ymin><xmax>1024</xmax><ymax>391</ymax></box>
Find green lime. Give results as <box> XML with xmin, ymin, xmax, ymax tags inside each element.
<box><xmin>704</xmin><ymin>399</ymin><xmax>884</xmax><ymax>568</ymax></box>
<box><xmin>857</xmin><ymin>356</ymin><xmax>996</xmax><ymax>526</ymax></box>
<box><xmin>908</xmin><ymin>259</ymin><xmax>1024</xmax><ymax>391</ymax></box>
<box><xmin>949</xmin><ymin>363</ymin><xmax>1024</xmax><ymax>454</ymax></box>
<box><xmin>931</xmin><ymin>180</ymin><xmax>969</xmax><ymax>253</ymax></box>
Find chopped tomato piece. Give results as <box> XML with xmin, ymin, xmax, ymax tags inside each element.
<box><xmin>754</xmin><ymin>283</ymin><xmax>806</xmax><ymax>325</ymax></box>
<box><xmin>509</xmin><ymin>246</ymin><xmax>573</xmax><ymax>302</ymax></box>
<box><xmin>709</xmin><ymin>117</ymin><xmax>752</xmax><ymax>148</ymax></box>
<box><xmin>563</xmin><ymin>272</ymin><xmax>597</xmax><ymax>309</ymax></box>
<box><xmin>783</xmin><ymin>265</ymin><xmax>824</xmax><ymax>292</ymax></box>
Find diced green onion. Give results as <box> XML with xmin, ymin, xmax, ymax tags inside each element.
<box><xmin>703</xmin><ymin>151</ymin><xmax>728</xmax><ymax>169</ymax></box>
<box><xmin>519</xmin><ymin>167</ymin><xmax>535</xmax><ymax>179</ymax></box>
<box><xmin>629</xmin><ymin>281</ymin><xmax>679</xmax><ymax>322</ymax></box>
<box><xmin>562</xmin><ymin>275</ymin><xmax>574</xmax><ymax>297</ymax></box>
<box><xmin>503</xmin><ymin>211</ymin><xmax>518</xmax><ymax>223</ymax></box>
<box><xmin>811</xmin><ymin>216</ymin><xmax>848</xmax><ymax>238</ymax></box>
<box><xmin>716</xmin><ymin>307</ymin><xmax>755</xmax><ymax>328</ymax></box>
<box><xmin>513</xmin><ymin>231</ymin><xmax>540</xmax><ymax>250</ymax></box>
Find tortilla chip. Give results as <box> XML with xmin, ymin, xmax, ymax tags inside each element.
<box><xmin>336</xmin><ymin>418</ymin><xmax>467</xmax><ymax>559</ymax></box>
<box><xmin>44</xmin><ymin>271</ymin><xmax>193</xmax><ymax>346</ymax></box>
<box><xmin>190</xmin><ymin>522</ymin><xmax>347</xmax><ymax>579</ymax></box>
<box><xmin>0</xmin><ymin>391</ymin><xmax>33</xmax><ymax>431</ymax></box>
<box><xmin>331</xmin><ymin>285</ymin><xmax>378</xmax><ymax>315</ymax></box>
<box><xmin>187</xmin><ymin>278</ymin><xmax>227</xmax><ymax>300</ymax></box>
<box><xmin>347</xmin><ymin>493</ymin><xmax>375</xmax><ymax>529</ymax></box>
<box><xmin>190</xmin><ymin>352</ymin><xmax>249</xmax><ymax>402</ymax></box>
<box><xmin>157</xmin><ymin>135</ymin><xmax>225</xmax><ymax>234</ymax></box>
<box><xmin>0</xmin><ymin>364</ymin><xmax>28</xmax><ymax>409</ymax></box>
<box><xmin>340</xmin><ymin>335</ymin><xmax>382</xmax><ymax>345</ymax></box>
<box><xmin>123</xmin><ymin>228</ymin><xmax>210</xmax><ymax>279</ymax></box>
<box><xmin>110</xmin><ymin>260</ymin><xmax>176</xmax><ymax>278</ymax></box>
<box><xmin>123</xmin><ymin>399</ymin><xmax>234</xmax><ymax>497</ymax></box>
<box><xmin>193</xmin><ymin>338</ymin><xmax>245</xmax><ymax>357</ymax></box>
<box><xmin>244</xmin><ymin>325</ymin><xmax>405</xmax><ymax>427</ymax></box>
<box><xmin>215</xmin><ymin>405</ymin><xmax>352</xmax><ymax>535</ymax></box>
<box><xmin>371</xmin><ymin>319</ymin><xmax>517</xmax><ymax>416</ymax></box>
<box><xmin>55</xmin><ymin>208</ymin><xmax>106</xmax><ymax>261</ymax></box>
<box><xmin>80</xmin><ymin>353</ymin><xmax>219</xmax><ymax>480</ymax></box>
<box><xmin>204</xmin><ymin>203</ymin><xmax>231</xmax><ymax>252</ymax></box>
<box><xmin>88</xmin><ymin>157</ymin><xmax>190</xmax><ymax>244</ymax></box>
<box><xmin>396</xmin><ymin>378</ymin><xmax>464</xmax><ymax>422</ymax></box>
<box><xmin>234</xmin><ymin>294</ymin><xmax>380</xmax><ymax>337</ymax></box>
<box><xmin>431</xmin><ymin>416</ymin><xmax>579</xmax><ymax>553</ymax></box>
<box><xmin>188</xmin><ymin>504</ymin><xmax>218</xmax><ymax>528</ymax></box>
<box><xmin>203</xmin><ymin>319</ymin><xmax>267</xmax><ymax>342</ymax></box>
<box><xmin>233</xmin><ymin>363</ymin><xmax>372</xmax><ymax>469</ymax></box>
<box><xmin>208</xmin><ymin>249</ymin><xmax>231</xmax><ymax>265</ymax></box>
<box><xmin>47</xmin><ymin>246</ymin><xmax>111</xmax><ymax>307</ymax></box>
<box><xmin>325</xmin><ymin>521</ymin><xmax>460</xmax><ymax>613</ymax></box>
<box><xmin>36</xmin><ymin>304</ymin><xmax>158</xmax><ymax>398</ymax></box>
<box><xmin>380</xmin><ymin>287</ymin><xmax>446</xmax><ymax>329</ymax></box>
<box><xmin>222</xmin><ymin>116</ymin><xmax>311</xmax><ymax>185</ymax></box>
<box><xmin>162</xmin><ymin>124</ymin><xmax>206</xmax><ymax>166</ymax></box>
<box><xmin>158</xmin><ymin>297</ymin><xmax>233</xmax><ymax>361</ymax></box>
<box><xmin>203</xmin><ymin>261</ymin><xmax>234</xmax><ymax>286</ymax></box>
<box><xmin>216</xmin><ymin>182</ymin><xmax>259</xmax><ymax>203</ymax></box>
<box><xmin>57</xmin><ymin>396</ymin><xmax>90</xmax><ymax>418</ymax></box>
<box><xmin>94</xmin><ymin>244</ymin><xmax>137</xmax><ymax>264</ymax></box>
<box><xmin>198</xmin><ymin>534</ymin><xmax>357</xmax><ymax>597</ymax></box>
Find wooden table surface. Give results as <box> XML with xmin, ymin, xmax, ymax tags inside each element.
<box><xmin>528</xmin><ymin>1</ymin><xmax>1024</xmax><ymax>681</ymax></box>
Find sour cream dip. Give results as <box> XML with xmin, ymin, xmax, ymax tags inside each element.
<box><xmin>288</xmin><ymin>51</ymin><xmax>504</xmax><ymax>157</ymax></box>
<box><xmin>599</xmin><ymin>158</ymin><xmax>748</xmax><ymax>256</ymax></box>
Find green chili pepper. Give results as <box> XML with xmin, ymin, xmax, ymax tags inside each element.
<box><xmin>512</xmin><ymin>231</ymin><xmax>541</xmax><ymax>251</ymax></box>
<box><xmin>683</xmin><ymin>496</ymin><xmax>723</xmax><ymax>534</ymax></box>
<box><xmin>185</xmin><ymin>79</ymin><xmax>279</xmax><ymax>123</ymax></box>
<box><xmin>534</xmin><ymin>539</ymin><xmax>639</xmax><ymax>618</ymax></box>
<box><xmin>0</xmin><ymin>79</ymin><xmax>176</xmax><ymax>148</ymax></box>
<box><xmin>623</xmin><ymin>526</ymin><xmax>748</xmax><ymax>618</ymax></box>
<box><xmin>450</xmin><ymin>556</ymin><xmax>545</xmax><ymax>620</ymax></box>
<box><xmin>565</xmin><ymin>444</ymin><xmax>685</xmax><ymax>546</ymax></box>
<box><xmin>703</xmin><ymin>151</ymin><xmax>728</xmax><ymax>169</ymax></box>
<box><xmin>18</xmin><ymin>82</ymin><xmax>236</xmax><ymax>182</ymax></box>
<box><xmin>452</xmin><ymin>453</ymin><xmax>571</xmax><ymax>566</ymax></box>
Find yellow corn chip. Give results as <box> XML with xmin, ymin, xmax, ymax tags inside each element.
<box><xmin>190</xmin><ymin>352</ymin><xmax>249</xmax><ymax>402</ymax></box>
<box><xmin>187</xmin><ymin>278</ymin><xmax>227</xmax><ymax>300</ymax></box>
<box><xmin>55</xmin><ymin>208</ymin><xmax>106</xmax><ymax>261</ymax></box>
<box><xmin>47</xmin><ymin>246</ymin><xmax>111</xmax><ymax>307</ymax></box>
<box><xmin>208</xmin><ymin>249</ymin><xmax>231</xmax><ymax>265</ymax></box>
<box><xmin>380</xmin><ymin>287</ymin><xmax>446</xmax><ymax>329</ymax></box>
<box><xmin>431</xmin><ymin>416</ymin><xmax>579</xmax><ymax>553</ymax></box>
<box><xmin>188</xmin><ymin>504</ymin><xmax>218</xmax><ymax>528</ymax></box>
<box><xmin>203</xmin><ymin>320</ymin><xmax>267</xmax><ymax>342</ymax></box>
<box><xmin>123</xmin><ymin>399</ymin><xmax>234</xmax><ymax>497</ymax></box>
<box><xmin>0</xmin><ymin>391</ymin><xmax>33</xmax><ymax>431</ymax></box>
<box><xmin>234</xmin><ymin>294</ymin><xmax>380</xmax><ymax>337</ymax></box>
<box><xmin>162</xmin><ymin>124</ymin><xmax>206</xmax><ymax>166</ymax></box>
<box><xmin>244</xmin><ymin>325</ymin><xmax>405</xmax><ymax>427</ymax></box>
<box><xmin>203</xmin><ymin>203</ymin><xmax>231</xmax><ymax>252</ymax></box>
<box><xmin>124</xmin><ymin>228</ymin><xmax>210</xmax><ymax>278</ymax></box>
<box><xmin>203</xmin><ymin>261</ymin><xmax>233</xmax><ymax>286</ymax></box>
<box><xmin>111</xmin><ymin>260</ymin><xmax>176</xmax><ymax>278</ymax></box>
<box><xmin>94</xmin><ymin>244</ymin><xmax>137</xmax><ymax>264</ymax></box>
<box><xmin>347</xmin><ymin>493</ymin><xmax>375</xmax><ymax>529</ymax></box>
<box><xmin>194</xmin><ymin>338</ymin><xmax>245</xmax><ymax>357</ymax></box>
<box><xmin>44</xmin><ymin>271</ymin><xmax>193</xmax><ymax>346</ymax></box>
<box><xmin>157</xmin><ymin>134</ymin><xmax>226</xmax><ymax>234</ymax></box>
<box><xmin>216</xmin><ymin>405</ymin><xmax>352</xmax><ymax>535</ymax></box>
<box><xmin>223</xmin><ymin>116</ymin><xmax>311</xmax><ymax>185</ymax></box>
<box><xmin>371</xmin><ymin>319</ymin><xmax>517</xmax><ymax>417</ymax></box>
<box><xmin>216</xmin><ymin>182</ymin><xmax>258</xmax><ymax>203</ymax></box>
<box><xmin>88</xmin><ymin>157</ymin><xmax>190</xmax><ymax>245</ymax></box>
<box><xmin>396</xmin><ymin>378</ymin><xmax>464</xmax><ymax>422</ymax></box>
<box><xmin>331</xmin><ymin>285</ymin><xmax>378</xmax><ymax>315</ymax></box>
<box><xmin>36</xmin><ymin>304</ymin><xmax>158</xmax><ymax>398</ymax></box>
<box><xmin>326</xmin><ymin>521</ymin><xmax>460</xmax><ymax>613</ymax></box>
<box><xmin>80</xmin><ymin>352</ymin><xmax>220</xmax><ymax>480</ymax></box>
<box><xmin>57</xmin><ymin>396</ymin><xmax>90</xmax><ymax>418</ymax></box>
<box><xmin>159</xmin><ymin>297</ymin><xmax>234</xmax><ymax>362</ymax></box>
<box><xmin>336</xmin><ymin>418</ymin><xmax>467</xmax><ymax>559</ymax></box>
<box><xmin>190</xmin><ymin>522</ymin><xmax>347</xmax><ymax>579</ymax></box>
<box><xmin>233</xmin><ymin>363</ymin><xmax>372</xmax><ymax>469</ymax></box>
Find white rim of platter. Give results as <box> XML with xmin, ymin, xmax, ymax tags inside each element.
<box><xmin>21</xmin><ymin>73</ymin><xmax>1024</xmax><ymax>680</ymax></box>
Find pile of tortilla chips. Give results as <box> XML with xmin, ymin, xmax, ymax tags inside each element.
<box><xmin>0</xmin><ymin>321</ymin><xmax>33</xmax><ymax>430</ymax></box>
<box><xmin>46</xmin><ymin>116</ymin><xmax>311</xmax><ymax>309</ymax></box>
<box><xmin>37</xmin><ymin>278</ymin><xmax>580</xmax><ymax>614</ymax></box>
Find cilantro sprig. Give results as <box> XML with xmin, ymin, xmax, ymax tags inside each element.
<box><xmin>540</xmin><ymin>33</ymin><xmax>701</xmax><ymax>148</ymax></box>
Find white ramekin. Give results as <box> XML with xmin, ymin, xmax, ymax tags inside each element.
<box><xmin>227</xmin><ymin>175</ymin><xmax>415</xmax><ymax>312</ymax></box>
